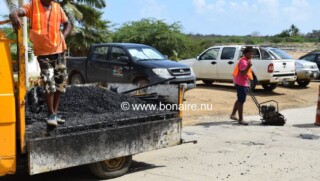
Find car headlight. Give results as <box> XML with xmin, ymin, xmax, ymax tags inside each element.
<box><xmin>190</xmin><ymin>67</ymin><xmax>195</xmax><ymax>76</ymax></box>
<box><xmin>152</xmin><ymin>68</ymin><xmax>173</xmax><ymax>78</ymax></box>
<box><xmin>303</xmin><ymin>64</ymin><xmax>310</xmax><ymax>68</ymax></box>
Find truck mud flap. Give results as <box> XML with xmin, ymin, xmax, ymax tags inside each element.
<box><xmin>27</xmin><ymin>118</ymin><xmax>181</xmax><ymax>175</ymax></box>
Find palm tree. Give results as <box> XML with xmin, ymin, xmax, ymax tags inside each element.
<box><xmin>289</xmin><ymin>24</ymin><xmax>300</xmax><ymax>37</ymax></box>
<box><xmin>5</xmin><ymin>0</ymin><xmax>17</xmax><ymax>11</ymax></box>
<box><xmin>56</xmin><ymin>0</ymin><xmax>111</xmax><ymax>55</ymax></box>
<box><xmin>4</xmin><ymin>0</ymin><xmax>111</xmax><ymax>56</ymax></box>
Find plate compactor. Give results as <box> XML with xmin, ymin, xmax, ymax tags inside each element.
<box><xmin>247</xmin><ymin>88</ymin><xmax>286</xmax><ymax>126</ymax></box>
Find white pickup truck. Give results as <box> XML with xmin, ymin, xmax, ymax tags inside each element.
<box><xmin>180</xmin><ymin>45</ymin><xmax>297</xmax><ymax>91</ymax></box>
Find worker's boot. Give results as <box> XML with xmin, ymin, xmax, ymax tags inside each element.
<box><xmin>56</xmin><ymin>115</ymin><xmax>65</xmax><ymax>124</ymax></box>
<box><xmin>47</xmin><ymin>114</ymin><xmax>58</xmax><ymax>126</ymax></box>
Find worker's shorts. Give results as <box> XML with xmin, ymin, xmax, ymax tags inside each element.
<box><xmin>37</xmin><ymin>53</ymin><xmax>68</xmax><ymax>94</ymax></box>
<box><xmin>235</xmin><ymin>84</ymin><xmax>247</xmax><ymax>103</ymax></box>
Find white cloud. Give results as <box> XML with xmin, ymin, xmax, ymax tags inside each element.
<box><xmin>192</xmin><ymin>0</ymin><xmax>225</xmax><ymax>14</ymax></box>
<box><xmin>138</xmin><ymin>0</ymin><xmax>166</xmax><ymax>19</ymax></box>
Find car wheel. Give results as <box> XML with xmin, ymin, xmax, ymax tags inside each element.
<box><xmin>297</xmin><ymin>79</ymin><xmax>310</xmax><ymax>87</ymax></box>
<box><xmin>202</xmin><ymin>80</ymin><xmax>213</xmax><ymax>85</ymax></box>
<box><xmin>282</xmin><ymin>81</ymin><xmax>295</xmax><ymax>87</ymax></box>
<box><xmin>70</xmin><ymin>74</ymin><xmax>84</xmax><ymax>84</ymax></box>
<box><xmin>134</xmin><ymin>78</ymin><xmax>150</xmax><ymax>94</ymax></box>
<box><xmin>261</xmin><ymin>83</ymin><xmax>277</xmax><ymax>92</ymax></box>
<box><xmin>89</xmin><ymin>155</ymin><xmax>132</xmax><ymax>179</ymax></box>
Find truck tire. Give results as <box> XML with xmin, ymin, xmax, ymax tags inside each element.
<box><xmin>261</xmin><ymin>83</ymin><xmax>277</xmax><ymax>92</ymax></box>
<box><xmin>89</xmin><ymin>155</ymin><xmax>132</xmax><ymax>179</ymax></box>
<box><xmin>297</xmin><ymin>79</ymin><xmax>310</xmax><ymax>87</ymax></box>
<box><xmin>134</xmin><ymin>78</ymin><xmax>149</xmax><ymax>94</ymax></box>
<box><xmin>202</xmin><ymin>80</ymin><xmax>213</xmax><ymax>85</ymax></box>
<box><xmin>70</xmin><ymin>74</ymin><xmax>83</xmax><ymax>84</ymax></box>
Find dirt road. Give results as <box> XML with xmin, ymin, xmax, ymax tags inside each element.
<box><xmin>183</xmin><ymin>80</ymin><xmax>319</xmax><ymax>125</ymax></box>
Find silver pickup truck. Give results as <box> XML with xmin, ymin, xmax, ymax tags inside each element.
<box><xmin>180</xmin><ymin>45</ymin><xmax>297</xmax><ymax>91</ymax></box>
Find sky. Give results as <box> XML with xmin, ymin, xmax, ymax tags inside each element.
<box><xmin>1</xmin><ymin>0</ymin><xmax>319</xmax><ymax>36</ymax></box>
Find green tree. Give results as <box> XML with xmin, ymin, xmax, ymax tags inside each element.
<box><xmin>113</xmin><ymin>18</ymin><xmax>188</xmax><ymax>60</ymax></box>
<box><xmin>289</xmin><ymin>24</ymin><xmax>300</xmax><ymax>37</ymax></box>
<box><xmin>56</xmin><ymin>0</ymin><xmax>111</xmax><ymax>55</ymax></box>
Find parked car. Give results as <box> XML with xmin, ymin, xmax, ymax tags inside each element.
<box><xmin>67</xmin><ymin>43</ymin><xmax>196</xmax><ymax>90</ymax></box>
<box><xmin>180</xmin><ymin>45</ymin><xmax>296</xmax><ymax>91</ymax></box>
<box><xmin>268</xmin><ymin>48</ymin><xmax>319</xmax><ymax>87</ymax></box>
<box><xmin>298</xmin><ymin>50</ymin><xmax>320</xmax><ymax>71</ymax></box>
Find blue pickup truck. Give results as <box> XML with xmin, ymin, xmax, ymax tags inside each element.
<box><xmin>67</xmin><ymin>43</ymin><xmax>196</xmax><ymax>90</ymax></box>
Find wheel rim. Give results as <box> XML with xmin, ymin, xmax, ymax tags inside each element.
<box><xmin>136</xmin><ymin>79</ymin><xmax>149</xmax><ymax>94</ymax></box>
<box><xmin>103</xmin><ymin>157</ymin><xmax>126</xmax><ymax>171</ymax></box>
<box><xmin>71</xmin><ymin>75</ymin><xmax>82</xmax><ymax>84</ymax></box>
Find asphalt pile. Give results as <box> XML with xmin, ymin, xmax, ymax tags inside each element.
<box><xmin>25</xmin><ymin>85</ymin><xmax>175</xmax><ymax>138</ymax></box>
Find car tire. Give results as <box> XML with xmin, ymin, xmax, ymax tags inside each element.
<box><xmin>134</xmin><ymin>78</ymin><xmax>150</xmax><ymax>94</ymax></box>
<box><xmin>297</xmin><ymin>79</ymin><xmax>310</xmax><ymax>87</ymax></box>
<box><xmin>202</xmin><ymin>80</ymin><xmax>213</xmax><ymax>85</ymax></box>
<box><xmin>261</xmin><ymin>83</ymin><xmax>277</xmax><ymax>92</ymax></box>
<box><xmin>70</xmin><ymin>74</ymin><xmax>84</xmax><ymax>84</ymax></box>
<box><xmin>89</xmin><ymin>155</ymin><xmax>132</xmax><ymax>179</ymax></box>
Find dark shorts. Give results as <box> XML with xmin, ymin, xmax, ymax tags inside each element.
<box><xmin>37</xmin><ymin>53</ymin><xmax>68</xmax><ymax>94</ymax></box>
<box><xmin>235</xmin><ymin>84</ymin><xmax>247</xmax><ymax>103</ymax></box>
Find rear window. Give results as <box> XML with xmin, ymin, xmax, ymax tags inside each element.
<box><xmin>269</xmin><ymin>48</ymin><xmax>293</xmax><ymax>59</ymax></box>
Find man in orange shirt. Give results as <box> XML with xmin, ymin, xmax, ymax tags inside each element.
<box><xmin>9</xmin><ymin>0</ymin><xmax>72</xmax><ymax>126</ymax></box>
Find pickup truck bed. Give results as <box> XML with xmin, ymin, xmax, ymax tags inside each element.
<box><xmin>25</xmin><ymin>85</ymin><xmax>181</xmax><ymax>175</ymax></box>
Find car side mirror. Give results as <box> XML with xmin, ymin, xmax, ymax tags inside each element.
<box><xmin>118</xmin><ymin>56</ymin><xmax>130</xmax><ymax>62</ymax></box>
<box><xmin>196</xmin><ymin>56</ymin><xmax>200</xmax><ymax>60</ymax></box>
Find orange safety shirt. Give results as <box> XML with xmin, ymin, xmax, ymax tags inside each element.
<box><xmin>22</xmin><ymin>0</ymin><xmax>68</xmax><ymax>56</ymax></box>
<box><xmin>232</xmin><ymin>56</ymin><xmax>253</xmax><ymax>86</ymax></box>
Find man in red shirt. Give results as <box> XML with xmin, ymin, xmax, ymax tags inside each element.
<box><xmin>230</xmin><ymin>46</ymin><xmax>254</xmax><ymax>125</ymax></box>
<box><xmin>9</xmin><ymin>0</ymin><xmax>72</xmax><ymax>126</ymax></box>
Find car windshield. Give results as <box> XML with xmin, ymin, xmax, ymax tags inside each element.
<box><xmin>128</xmin><ymin>47</ymin><xmax>165</xmax><ymax>61</ymax></box>
<box><xmin>268</xmin><ymin>48</ymin><xmax>293</xmax><ymax>59</ymax></box>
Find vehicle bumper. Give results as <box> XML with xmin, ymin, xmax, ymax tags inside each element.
<box><xmin>270</xmin><ymin>75</ymin><xmax>297</xmax><ymax>83</ymax></box>
<box><xmin>296</xmin><ymin>69</ymin><xmax>320</xmax><ymax>80</ymax></box>
<box><xmin>149</xmin><ymin>75</ymin><xmax>196</xmax><ymax>90</ymax></box>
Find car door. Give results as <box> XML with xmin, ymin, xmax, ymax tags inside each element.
<box><xmin>217</xmin><ymin>47</ymin><xmax>237</xmax><ymax>80</ymax></box>
<box><xmin>106</xmin><ymin>46</ymin><xmax>132</xmax><ymax>83</ymax></box>
<box><xmin>193</xmin><ymin>47</ymin><xmax>220</xmax><ymax>79</ymax></box>
<box><xmin>87</xmin><ymin>46</ymin><xmax>109</xmax><ymax>83</ymax></box>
